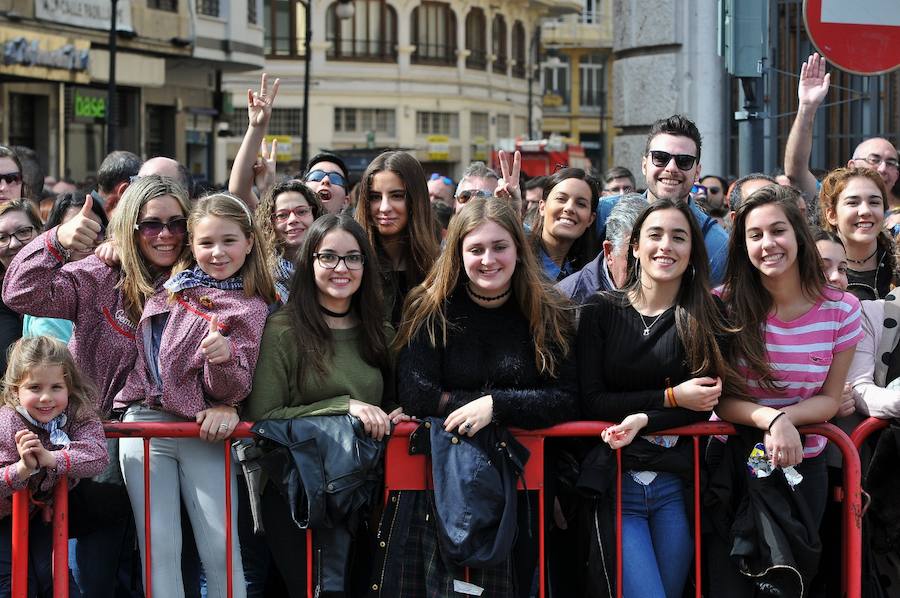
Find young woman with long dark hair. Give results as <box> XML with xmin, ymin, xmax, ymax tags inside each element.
<box><xmin>354</xmin><ymin>150</ymin><xmax>439</xmax><ymax>325</ymax></box>
<box><xmin>577</xmin><ymin>198</ymin><xmax>745</xmax><ymax>597</ymax></box>
<box><xmin>244</xmin><ymin>214</ymin><xmax>404</xmax><ymax>595</ymax></box>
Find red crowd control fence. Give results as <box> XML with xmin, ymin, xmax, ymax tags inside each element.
<box><xmin>10</xmin><ymin>420</ymin><xmax>864</xmax><ymax>598</ymax></box>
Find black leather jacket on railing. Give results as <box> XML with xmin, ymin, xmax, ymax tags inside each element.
<box><xmin>242</xmin><ymin>415</ymin><xmax>386</xmax><ymax>596</ymax></box>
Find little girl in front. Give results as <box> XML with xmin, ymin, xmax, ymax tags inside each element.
<box><xmin>0</xmin><ymin>336</ymin><xmax>108</xmax><ymax>597</ymax></box>
<box><xmin>116</xmin><ymin>193</ymin><xmax>275</xmax><ymax>598</ymax></box>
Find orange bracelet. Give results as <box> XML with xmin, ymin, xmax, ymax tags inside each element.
<box><xmin>666</xmin><ymin>386</ymin><xmax>678</xmax><ymax>408</ymax></box>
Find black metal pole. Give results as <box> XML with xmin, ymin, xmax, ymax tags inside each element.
<box><xmin>106</xmin><ymin>0</ymin><xmax>118</xmax><ymax>154</ymax></box>
<box><xmin>301</xmin><ymin>0</ymin><xmax>311</xmax><ymax>169</ymax></box>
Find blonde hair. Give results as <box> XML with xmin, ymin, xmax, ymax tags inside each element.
<box><xmin>171</xmin><ymin>193</ymin><xmax>276</xmax><ymax>304</ymax></box>
<box><xmin>108</xmin><ymin>175</ymin><xmax>191</xmax><ymax>322</ymax></box>
<box><xmin>2</xmin><ymin>336</ymin><xmax>98</xmax><ymax>423</ymax></box>
<box><xmin>395</xmin><ymin>197</ymin><xmax>574</xmax><ymax>377</ymax></box>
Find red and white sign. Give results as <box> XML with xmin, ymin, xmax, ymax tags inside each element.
<box><xmin>803</xmin><ymin>0</ymin><xmax>900</xmax><ymax>75</ymax></box>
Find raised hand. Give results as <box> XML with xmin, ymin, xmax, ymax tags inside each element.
<box><xmin>494</xmin><ymin>150</ymin><xmax>522</xmax><ymax>202</ymax></box>
<box><xmin>200</xmin><ymin>315</ymin><xmax>231</xmax><ymax>365</ymax></box>
<box><xmin>798</xmin><ymin>52</ymin><xmax>830</xmax><ymax>109</ymax></box>
<box><xmin>252</xmin><ymin>138</ymin><xmax>278</xmax><ymax>194</ymax></box>
<box><xmin>57</xmin><ymin>195</ymin><xmax>102</xmax><ymax>254</ymax></box>
<box><xmin>247</xmin><ymin>73</ymin><xmax>281</xmax><ymax>129</ymax></box>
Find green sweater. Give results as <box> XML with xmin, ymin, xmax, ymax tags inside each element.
<box><xmin>244</xmin><ymin>311</ymin><xmax>394</xmax><ymax>422</ymax></box>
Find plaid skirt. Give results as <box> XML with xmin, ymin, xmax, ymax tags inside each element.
<box><xmin>391</xmin><ymin>491</ymin><xmax>518</xmax><ymax>598</ymax></box>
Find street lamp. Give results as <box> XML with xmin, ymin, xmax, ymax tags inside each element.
<box><xmin>301</xmin><ymin>0</ymin><xmax>355</xmax><ymax>169</ymax></box>
<box><xmin>107</xmin><ymin>0</ymin><xmax>118</xmax><ymax>154</ymax></box>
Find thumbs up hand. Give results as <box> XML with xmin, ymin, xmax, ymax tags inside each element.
<box><xmin>57</xmin><ymin>195</ymin><xmax>103</xmax><ymax>255</ymax></box>
<box><xmin>200</xmin><ymin>315</ymin><xmax>231</xmax><ymax>364</ymax></box>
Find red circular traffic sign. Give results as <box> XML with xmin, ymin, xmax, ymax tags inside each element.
<box><xmin>804</xmin><ymin>0</ymin><xmax>900</xmax><ymax>75</ymax></box>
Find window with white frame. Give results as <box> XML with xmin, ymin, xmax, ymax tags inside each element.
<box><xmin>579</xmin><ymin>54</ymin><xmax>605</xmax><ymax>109</ymax></box>
<box><xmin>470</xmin><ymin>112</ymin><xmax>489</xmax><ymax>138</ymax></box>
<box><xmin>496</xmin><ymin>114</ymin><xmax>510</xmax><ymax>138</ymax></box>
<box><xmin>416</xmin><ymin>111</ymin><xmax>459</xmax><ymax>137</ymax></box>
<box><xmin>334</xmin><ymin>107</ymin><xmax>396</xmax><ymax>136</ymax></box>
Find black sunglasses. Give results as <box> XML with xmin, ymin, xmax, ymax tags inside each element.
<box><xmin>0</xmin><ymin>172</ymin><xmax>22</xmax><ymax>185</ymax></box>
<box><xmin>134</xmin><ymin>217</ymin><xmax>188</xmax><ymax>238</ymax></box>
<box><xmin>305</xmin><ymin>169</ymin><xmax>348</xmax><ymax>189</ymax></box>
<box><xmin>648</xmin><ymin>150</ymin><xmax>698</xmax><ymax>171</ymax></box>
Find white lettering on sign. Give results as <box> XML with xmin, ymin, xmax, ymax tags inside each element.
<box><xmin>35</xmin><ymin>0</ymin><xmax>134</xmax><ymax>32</ymax></box>
<box><xmin>821</xmin><ymin>0</ymin><xmax>900</xmax><ymax>27</ymax></box>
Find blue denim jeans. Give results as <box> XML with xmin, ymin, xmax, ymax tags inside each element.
<box><xmin>620</xmin><ymin>471</ymin><xmax>692</xmax><ymax>598</ymax></box>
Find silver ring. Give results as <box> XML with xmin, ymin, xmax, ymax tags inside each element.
<box><xmin>218</xmin><ymin>423</ymin><xmax>229</xmax><ymax>430</ymax></box>
<box><xmin>464</xmin><ymin>422</ymin><xmax>473</xmax><ymax>431</ymax></box>
<box><xmin>776</xmin><ymin>451</ymin><xmax>783</xmax><ymax>458</ymax></box>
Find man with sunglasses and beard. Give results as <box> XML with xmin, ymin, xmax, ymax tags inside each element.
<box><xmin>301</xmin><ymin>152</ymin><xmax>351</xmax><ymax>215</ymax></box>
<box><xmin>595</xmin><ymin>114</ymin><xmax>729</xmax><ymax>285</ymax></box>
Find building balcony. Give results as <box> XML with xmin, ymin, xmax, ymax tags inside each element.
<box><xmin>541</xmin><ymin>15</ymin><xmax>612</xmax><ymax>48</ymax></box>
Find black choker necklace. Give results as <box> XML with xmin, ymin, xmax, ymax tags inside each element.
<box><xmin>320</xmin><ymin>304</ymin><xmax>352</xmax><ymax>318</ymax></box>
<box><xmin>466</xmin><ymin>283</ymin><xmax>511</xmax><ymax>302</ymax></box>
<box><xmin>847</xmin><ymin>247</ymin><xmax>878</xmax><ymax>265</ymax></box>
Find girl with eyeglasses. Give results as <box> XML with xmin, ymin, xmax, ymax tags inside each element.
<box><xmin>2</xmin><ymin>176</ymin><xmax>190</xmax><ymax>597</ymax></box>
<box><xmin>20</xmin><ymin>193</ymin><xmax>110</xmax><ymax>344</ymax></box>
<box><xmin>377</xmin><ymin>197</ymin><xmax>577</xmax><ymax>596</ymax></box>
<box><xmin>244</xmin><ymin>213</ymin><xmax>405</xmax><ymax>595</ymax></box>
<box><xmin>355</xmin><ymin>150</ymin><xmax>439</xmax><ymax>325</ymax></box>
<box><xmin>710</xmin><ymin>184</ymin><xmax>862</xmax><ymax>595</ymax></box>
<box><xmin>255</xmin><ymin>180</ymin><xmax>322</xmax><ymax>303</ymax></box>
<box><xmin>0</xmin><ymin>147</ymin><xmax>26</xmax><ymax>202</ymax></box>
<box><xmin>0</xmin><ymin>199</ymin><xmax>42</xmax><ymax>374</ymax></box>
<box><xmin>818</xmin><ymin>167</ymin><xmax>896</xmax><ymax>300</ymax></box>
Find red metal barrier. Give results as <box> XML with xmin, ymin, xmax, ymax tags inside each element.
<box><xmin>10</xmin><ymin>420</ymin><xmax>863</xmax><ymax>598</ymax></box>
<box><xmin>850</xmin><ymin>416</ymin><xmax>889</xmax><ymax>449</ymax></box>
<box><xmin>384</xmin><ymin>420</ymin><xmax>863</xmax><ymax>598</ymax></box>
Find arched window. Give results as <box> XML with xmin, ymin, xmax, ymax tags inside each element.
<box><xmin>492</xmin><ymin>14</ymin><xmax>507</xmax><ymax>74</ymax></box>
<box><xmin>326</xmin><ymin>0</ymin><xmax>397</xmax><ymax>61</ymax></box>
<box><xmin>465</xmin><ymin>8</ymin><xmax>487</xmax><ymax>70</ymax></box>
<box><xmin>412</xmin><ymin>2</ymin><xmax>457</xmax><ymax>65</ymax></box>
<box><xmin>512</xmin><ymin>21</ymin><xmax>526</xmax><ymax>78</ymax></box>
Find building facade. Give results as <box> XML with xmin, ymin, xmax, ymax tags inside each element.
<box><xmin>539</xmin><ymin>0</ymin><xmax>613</xmax><ymax>172</ymax></box>
<box><xmin>0</xmin><ymin>0</ymin><xmax>264</xmax><ymax>184</ymax></box>
<box><xmin>218</xmin><ymin>0</ymin><xmax>581</xmax><ymax>183</ymax></box>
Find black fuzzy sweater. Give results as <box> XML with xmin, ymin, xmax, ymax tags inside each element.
<box><xmin>397</xmin><ymin>287</ymin><xmax>578</xmax><ymax>429</ymax></box>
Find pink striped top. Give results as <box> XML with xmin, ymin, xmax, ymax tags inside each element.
<box><xmin>740</xmin><ymin>287</ymin><xmax>862</xmax><ymax>457</ymax></box>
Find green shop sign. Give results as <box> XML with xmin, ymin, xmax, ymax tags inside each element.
<box><xmin>74</xmin><ymin>89</ymin><xmax>106</xmax><ymax>121</ymax></box>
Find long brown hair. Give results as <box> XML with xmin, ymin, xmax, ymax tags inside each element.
<box><xmin>171</xmin><ymin>193</ymin><xmax>276</xmax><ymax>304</ymax></box>
<box><xmin>2</xmin><ymin>336</ymin><xmax>98</xmax><ymax>423</ymax></box>
<box><xmin>107</xmin><ymin>175</ymin><xmax>191</xmax><ymax>323</ymax></box>
<box><xmin>723</xmin><ymin>184</ymin><xmax>826</xmax><ymax>392</ymax></box>
<box><xmin>284</xmin><ymin>214</ymin><xmax>389</xmax><ymax>385</ymax></box>
<box><xmin>819</xmin><ymin>166</ymin><xmax>896</xmax><ymax>280</ymax></box>
<box><xmin>396</xmin><ymin>197</ymin><xmax>574</xmax><ymax>377</ymax></box>
<box><xmin>623</xmin><ymin>199</ymin><xmax>748</xmax><ymax>399</ymax></box>
<box><xmin>353</xmin><ymin>151</ymin><xmax>438</xmax><ymax>286</ymax></box>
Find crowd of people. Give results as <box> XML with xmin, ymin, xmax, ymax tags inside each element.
<box><xmin>0</xmin><ymin>53</ymin><xmax>896</xmax><ymax>597</ymax></box>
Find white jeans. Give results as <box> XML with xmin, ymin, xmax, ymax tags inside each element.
<box><xmin>119</xmin><ymin>405</ymin><xmax>246</xmax><ymax>598</ymax></box>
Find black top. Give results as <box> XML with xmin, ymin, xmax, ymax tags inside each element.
<box><xmin>846</xmin><ymin>248</ymin><xmax>892</xmax><ymax>301</ymax></box>
<box><xmin>576</xmin><ymin>291</ymin><xmax>713</xmax><ymax>433</ymax></box>
<box><xmin>397</xmin><ymin>286</ymin><xmax>578</xmax><ymax>429</ymax></box>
